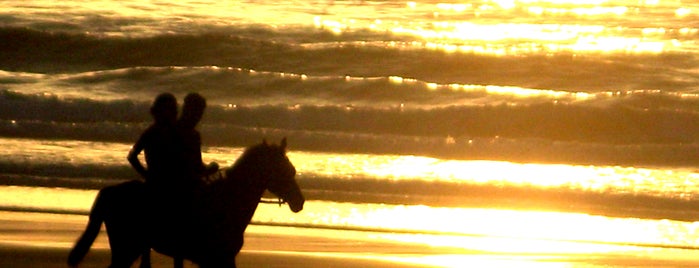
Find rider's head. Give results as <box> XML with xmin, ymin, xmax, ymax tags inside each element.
<box><xmin>179</xmin><ymin>92</ymin><xmax>206</xmax><ymax>129</ymax></box>
<box><xmin>150</xmin><ymin>93</ymin><xmax>178</xmax><ymax>125</ymax></box>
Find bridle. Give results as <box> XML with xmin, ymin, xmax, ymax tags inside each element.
<box><xmin>204</xmin><ymin>153</ymin><xmax>295</xmax><ymax>207</ymax></box>
<box><xmin>259</xmin><ymin>197</ymin><xmax>285</xmax><ymax>206</ymax></box>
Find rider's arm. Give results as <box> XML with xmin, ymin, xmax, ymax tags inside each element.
<box><xmin>190</xmin><ymin>130</ymin><xmax>218</xmax><ymax>177</ymax></box>
<box><xmin>127</xmin><ymin>135</ymin><xmax>148</xmax><ymax>180</ymax></box>
<box><xmin>204</xmin><ymin>162</ymin><xmax>219</xmax><ymax>176</ymax></box>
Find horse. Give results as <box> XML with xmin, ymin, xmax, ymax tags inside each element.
<box><xmin>67</xmin><ymin>138</ymin><xmax>304</xmax><ymax>268</ymax></box>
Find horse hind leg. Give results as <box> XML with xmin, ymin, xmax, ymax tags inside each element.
<box><xmin>67</xmin><ymin>217</ymin><xmax>102</xmax><ymax>267</ymax></box>
<box><xmin>68</xmin><ymin>190</ymin><xmax>108</xmax><ymax>267</ymax></box>
<box><xmin>70</xmin><ymin>181</ymin><xmax>149</xmax><ymax>268</ymax></box>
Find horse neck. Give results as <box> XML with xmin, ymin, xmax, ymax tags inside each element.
<box><xmin>232</xmin><ymin>167</ymin><xmax>266</xmax><ymax>195</ymax></box>
<box><xmin>218</xmin><ymin>163</ymin><xmax>269</xmax><ymax>212</ymax></box>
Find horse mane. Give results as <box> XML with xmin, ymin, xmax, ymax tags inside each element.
<box><xmin>214</xmin><ymin>141</ymin><xmax>283</xmax><ymax>189</ymax></box>
<box><xmin>232</xmin><ymin>141</ymin><xmax>285</xmax><ymax>169</ymax></box>
<box><xmin>233</xmin><ymin>143</ymin><xmax>266</xmax><ymax>165</ymax></box>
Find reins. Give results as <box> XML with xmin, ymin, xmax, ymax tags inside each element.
<box><xmin>205</xmin><ymin>169</ymin><xmax>286</xmax><ymax>206</ymax></box>
<box><xmin>259</xmin><ymin>198</ymin><xmax>285</xmax><ymax>206</ymax></box>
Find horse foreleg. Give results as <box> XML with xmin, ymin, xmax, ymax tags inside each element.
<box><xmin>174</xmin><ymin>257</ymin><xmax>184</xmax><ymax>268</ymax></box>
<box><xmin>139</xmin><ymin>249</ymin><xmax>152</xmax><ymax>268</ymax></box>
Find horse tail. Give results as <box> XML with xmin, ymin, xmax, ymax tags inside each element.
<box><xmin>67</xmin><ymin>188</ymin><xmax>109</xmax><ymax>267</ymax></box>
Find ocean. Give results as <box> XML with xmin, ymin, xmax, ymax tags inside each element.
<box><xmin>2</xmin><ymin>0</ymin><xmax>699</xmax><ymax>266</ymax></box>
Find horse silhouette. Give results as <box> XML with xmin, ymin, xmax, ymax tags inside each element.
<box><xmin>68</xmin><ymin>138</ymin><xmax>304</xmax><ymax>268</ymax></box>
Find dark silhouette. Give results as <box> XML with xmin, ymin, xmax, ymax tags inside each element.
<box><xmin>120</xmin><ymin>93</ymin><xmax>179</xmax><ymax>268</ymax></box>
<box><xmin>161</xmin><ymin>92</ymin><xmax>220</xmax><ymax>268</ymax></box>
<box><xmin>124</xmin><ymin>92</ymin><xmax>218</xmax><ymax>268</ymax></box>
<box><xmin>68</xmin><ymin>138</ymin><xmax>304</xmax><ymax>268</ymax></box>
<box><xmin>127</xmin><ymin>93</ymin><xmax>179</xmax><ymax>186</ymax></box>
<box><xmin>176</xmin><ymin>93</ymin><xmax>219</xmax><ymax>186</ymax></box>
<box><xmin>125</xmin><ymin>93</ymin><xmax>195</xmax><ymax>268</ymax></box>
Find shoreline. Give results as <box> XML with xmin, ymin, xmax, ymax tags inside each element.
<box><xmin>1</xmin><ymin>211</ymin><xmax>699</xmax><ymax>267</ymax></box>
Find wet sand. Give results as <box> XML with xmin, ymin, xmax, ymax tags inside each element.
<box><xmin>0</xmin><ymin>211</ymin><xmax>433</xmax><ymax>268</ymax></box>
<box><xmin>1</xmin><ymin>211</ymin><xmax>699</xmax><ymax>268</ymax></box>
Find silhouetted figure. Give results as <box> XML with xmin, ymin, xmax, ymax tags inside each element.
<box><xmin>129</xmin><ymin>93</ymin><xmax>218</xmax><ymax>267</ymax></box>
<box><xmin>69</xmin><ymin>94</ymin><xmax>305</xmax><ymax>268</ymax></box>
<box><xmin>68</xmin><ymin>139</ymin><xmax>305</xmax><ymax>268</ymax></box>
<box><xmin>128</xmin><ymin>93</ymin><xmax>181</xmax><ymax>267</ymax></box>
<box><xmin>127</xmin><ymin>93</ymin><xmax>180</xmax><ymax>191</ymax></box>
<box><xmin>167</xmin><ymin>93</ymin><xmax>219</xmax><ymax>266</ymax></box>
<box><xmin>69</xmin><ymin>93</ymin><xmax>177</xmax><ymax>268</ymax></box>
<box><xmin>176</xmin><ymin>92</ymin><xmax>219</xmax><ymax>191</ymax></box>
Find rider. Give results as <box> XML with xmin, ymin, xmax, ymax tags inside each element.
<box><xmin>175</xmin><ymin>92</ymin><xmax>219</xmax><ymax>192</ymax></box>
<box><xmin>171</xmin><ymin>92</ymin><xmax>219</xmax><ymax>256</ymax></box>
<box><xmin>127</xmin><ymin>92</ymin><xmax>179</xmax><ymax>187</ymax></box>
<box><xmin>127</xmin><ymin>93</ymin><xmax>184</xmax><ymax>256</ymax></box>
<box><xmin>128</xmin><ymin>92</ymin><xmax>218</xmax><ymax>257</ymax></box>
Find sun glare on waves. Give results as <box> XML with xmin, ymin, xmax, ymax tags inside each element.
<box><xmin>328</xmin><ymin>153</ymin><xmax>699</xmax><ymax>199</ymax></box>
<box><xmin>308</xmin><ymin>0</ymin><xmax>691</xmax><ymax>56</ymax></box>
<box><xmin>527</xmin><ymin>6</ymin><xmax>628</xmax><ymax>16</ymax></box>
<box><xmin>391</xmin><ymin>22</ymin><xmax>673</xmax><ymax>55</ymax></box>
<box><xmin>385</xmin><ymin>74</ymin><xmax>597</xmax><ymax>101</ymax></box>
<box><xmin>3</xmin><ymin>137</ymin><xmax>699</xmax><ymax>202</ymax></box>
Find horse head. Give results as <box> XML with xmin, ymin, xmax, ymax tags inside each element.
<box><xmin>263</xmin><ymin>138</ymin><xmax>304</xmax><ymax>212</ymax></box>
<box><xmin>227</xmin><ymin>138</ymin><xmax>304</xmax><ymax>213</ymax></box>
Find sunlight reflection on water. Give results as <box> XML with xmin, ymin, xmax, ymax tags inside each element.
<box><xmin>2</xmin><ymin>137</ymin><xmax>699</xmax><ymax>201</ymax></box>
<box><xmin>7</xmin><ymin>0</ymin><xmax>698</xmax><ymax>55</ymax></box>
<box><xmin>2</xmin><ymin>138</ymin><xmax>699</xmax><ymax>264</ymax></box>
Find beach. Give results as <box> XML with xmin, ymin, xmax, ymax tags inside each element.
<box><xmin>3</xmin><ymin>0</ymin><xmax>699</xmax><ymax>267</ymax></box>
<box><xmin>0</xmin><ymin>211</ymin><xmax>436</xmax><ymax>268</ymax></box>
<box><xmin>0</xmin><ymin>211</ymin><xmax>413</xmax><ymax>268</ymax></box>
<box><xmin>1</xmin><ymin>210</ymin><xmax>699</xmax><ymax>268</ymax></box>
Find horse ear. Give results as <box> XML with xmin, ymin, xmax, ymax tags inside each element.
<box><xmin>280</xmin><ymin>137</ymin><xmax>287</xmax><ymax>150</ymax></box>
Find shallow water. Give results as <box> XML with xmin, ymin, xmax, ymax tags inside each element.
<box><xmin>2</xmin><ymin>137</ymin><xmax>699</xmax><ymax>253</ymax></box>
